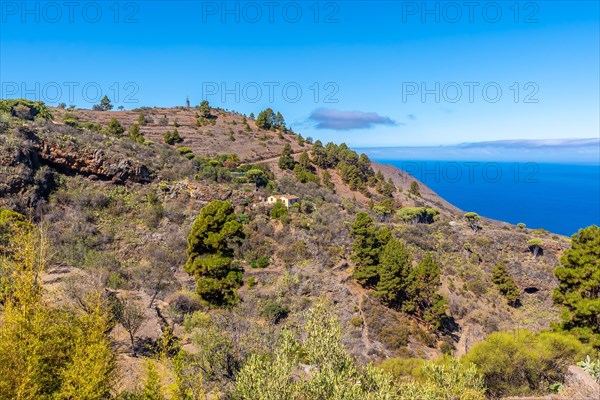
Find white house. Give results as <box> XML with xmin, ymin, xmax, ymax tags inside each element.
<box><xmin>267</xmin><ymin>195</ymin><xmax>300</xmax><ymax>208</ymax></box>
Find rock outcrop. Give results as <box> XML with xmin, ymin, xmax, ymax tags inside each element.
<box><xmin>36</xmin><ymin>142</ymin><xmax>152</xmax><ymax>184</ymax></box>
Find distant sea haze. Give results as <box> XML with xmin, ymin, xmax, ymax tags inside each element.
<box><xmin>359</xmin><ymin>139</ymin><xmax>600</xmax><ymax>236</ymax></box>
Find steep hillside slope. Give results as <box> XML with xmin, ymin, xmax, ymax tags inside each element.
<box><xmin>0</xmin><ymin>104</ymin><xmax>572</xmax><ymax>392</ymax></box>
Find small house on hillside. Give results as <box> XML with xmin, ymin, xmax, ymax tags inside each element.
<box><xmin>267</xmin><ymin>195</ymin><xmax>300</xmax><ymax>208</ymax></box>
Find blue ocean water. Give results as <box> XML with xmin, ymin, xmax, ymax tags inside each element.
<box><xmin>374</xmin><ymin>160</ymin><xmax>600</xmax><ymax>236</ymax></box>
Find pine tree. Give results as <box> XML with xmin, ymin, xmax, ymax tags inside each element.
<box><xmin>409</xmin><ymin>180</ymin><xmax>420</xmax><ymax>196</ymax></box>
<box><xmin>278</xmin><ymin>144</ymin><xmax>295</xmax><ymax>170</ymax></box>
<box><xmin>93</xmin><ymin>95</ymin><xmax>113</xmax><ymax>111</ymax></box>
<box><xmin>553</xmin><ymin>225</ymin><xmax>600</xmax><ymax>346</ymax></box>
<box><xmin>351</xmin><ymin>212</ymin><xmax>390</xmax><ymax>287</ymax></box>
<box><xmin>492</xmin><ymin>261</ymin><xmax>520</xmax><ymax>306</ymax></box>
<box><xmin>405</xmin><ymin>253</ymin><xmax>448</xmax><ymax>329</ymax></box>
<box><xmin>311</xmin><ymin>140</ymin><xmax>328</xmax><ymax>168</ymax></box>
<box><xmin>129</xmin><ymin>123</ymin><xmax>144</xmax><ymax>143</ymax></box>
<box><xmin>298</xmin><ymin>150</ymin><xmax>311</xmax><ymax>170</ymax></box>
<box><xmin>184</xmin><ymin>200</ymin><xmax>244</xmax><ymax>306</ymax></box>
<box><xmin>199</xmin><ymin>100</ymin><xmax>212</xmax><ymax>119</ymax></box>
<box><xmin>256</xmin><ymin>108</ymin><xmax>276</xmax><ymax>130</ymax></box>
<box><xmin>375</xmin><ymin>238</ymin><xmax>411</xmax><ymax>307</ymax></box>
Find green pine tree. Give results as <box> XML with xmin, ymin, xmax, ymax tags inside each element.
<box><xmin>492</xmin><ymin>261</ymin><xmax>520</xmax><ymax>306</ymax></box>
<box><xmin>553</xmin><ymin>225</ymin><xmax>600</xmax><ymax>346</ymax></box>
<box><xmin>375</xmin><ymin>238</ymin><xmax>411</xmax><ymax>307</ymax></box>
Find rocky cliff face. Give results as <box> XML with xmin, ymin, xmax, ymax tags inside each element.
<box><xmin>0</xmin><ymin>126</ymin><xmax>152</xmax><ymax>211</ymax></box>
<box><xmin>36</xmin><ymin>142</ymin><xmax>152</xmax><ymax>184</ymax></box>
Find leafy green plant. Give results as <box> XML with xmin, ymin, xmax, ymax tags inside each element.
<box><xmin>0</xmin><ymin>99</ymin><xmax>53</xmax><ymax>120</ymax></box>
<box><xmin>577</xmin><ymin>355</ymin><xmax>600</xmax><ymax>383</ymax></box>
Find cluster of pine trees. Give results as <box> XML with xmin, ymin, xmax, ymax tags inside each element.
<box><xmin>351</xmin><ymin>212</ymin><xmax>449</xmax><ymax>330</ymax></box>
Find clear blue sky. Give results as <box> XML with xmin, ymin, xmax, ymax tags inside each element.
<box><xmin>1</xmin><ymin>1</ymin><xmax>599</xmax><ymax>147</ymax></box>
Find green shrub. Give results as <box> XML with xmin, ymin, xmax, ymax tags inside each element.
<box><xmin>270</xmin><ymin>200</ymin><xmax>288</xmax><ymax>219</ymax></box>
<box><xmin>164</xmin><ymin>129</ymin><xmax>183</xmax><ymax>145</ymax></box>
<box><xmin>464</xmin><ymin>212</ymin><xmax>480</xmax><ymax>231</ymax></box>
<box><xmin>397</xmin><ymin>207</ymin><xmax>439</xmax><ymax>224</ymax></box>
<box><xmin>261</xmin><ymin>300</ymin><xmax>288</xmax><ymax>324</ymax></box>
<box><xmin>176</xmin><ymin>146</ymin><xmax>193</xmax><ymax>156</ymax></box>
<box><xmin>492</xmin><ymin>261</ymin><xmax>520</xmax><ymax>306</ymax></box>
<box><xmin>246</xmin><ymin>277</ymin><xmax>257</xmax><ymax>288</ymax></box>
<box><xmin>379</xmin><ymin>357</ymin><xmax>485</xmax><ymax>400</ymax></box>
<box><xmin>250</xmin><ymin>255</ymin><xmax>270</xmax><ymax>269</ymax></box>
<box><xmin>379</xmin><ymin>357</ymin><xmax>427</xmax><ymax>381</ymax></box>
<box><xmin>106</xmin><ymin>119</ymin><xmax>125</xmax><ymax>136</ymax></box>
<box><xmin>0</xmin><ymin>98</ymin><xmax>53</xmax><ymax>120</ymax></box>
<box><xmin>128</xmin><ymin>123</ymin><xmax>144</xmax><ymax>143</ymax></box>
<box><xmin>463</xmin><ymin>330</ymin><xmax>591</xmax><ymax>398</ymax></box>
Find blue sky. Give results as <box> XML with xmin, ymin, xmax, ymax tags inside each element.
<box><xmin>1</xmin><ymin>1</ymin><xmax>599</xmax><ymax>148</ymax></box>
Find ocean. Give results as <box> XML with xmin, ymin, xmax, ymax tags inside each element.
<box><xmin>370</xmin><ymin>159</ymin><xmax>600</xmax><ymax>237</ymax></box>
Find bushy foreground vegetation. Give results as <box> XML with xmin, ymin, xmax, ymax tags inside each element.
<box><xmin>0</xmin><ymin>216</ymin><xmax>115</xmax><ymax>399</ymax></box>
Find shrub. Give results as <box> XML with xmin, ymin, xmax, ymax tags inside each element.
<box><xmin>0</xmin><ymin>99</ymin><xmax>53</xmax><ymax>120</ymax></box>
<box><xmin>262</xmin><ymin>300</ymin><xmax>289</xmax><ymax>324</ymax></box>
<box><xmin>61</xmin><ymin>112</ymin><xmax>79</xmax><ymax>127</ymax></box>
<box><xmin>463</xmin><ymin>330</ymin><xmax>591</xmax><ymax>398</ymax></box>
<box><xmin>409</xmin><ymin>181</ymin><xmax>420</xmax><ymax>196</ymax></box>
<box><xmin>129</xmin><ymin>123</ymin><xmax>144</xmax><ymax>143</ymax></box>
<box><xmin>527</xmin><ymin>238</ymin><xmax>543</xmax><ymax>259</ymax></box>
<box><xmin>250</xmin><ymin>255</ymin><xmax>270</xmax><ymax>269</ymax></box>
<box><xmin>176</xmin><ymin>146</ymin><xmax>192</xmax><ymax>155</ymax></box>
<box><xmin>397</xmin><ymin>207</ymin><xmax>439</xmax><ymax>224</ymax></box>
<box><xmin>270</xmin><ymin>200</ymin><xmax>288</xmax><ymax>220</ymax></box>
<box><xmin>169</xmin><ymin>291</ymin><xmax>203</xmax><ymax>318</ymax></box>
<box><xmin>164</xmin><ymin>129</ymin><xmax>183</xmax><ymax>145</ymax></box>
<box><xmin>106</xmin><ymin>119</ymin><xmax>125</xmax><ymax>136</ymax></box>
<box><xmin>137</xmin><ymin>113</ymin><xmax>147</xmax><ymax>125</ymax></box>
<box><xmin>464</xmin><ymin>212</ymin><xmax>481</xmax><ymax>231</ymax></box>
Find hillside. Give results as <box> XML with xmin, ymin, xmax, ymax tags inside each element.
<box><xmin>1</xmin><ymin>101</ymin><xmax>594</xmax><ymax>398</ymax></box>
